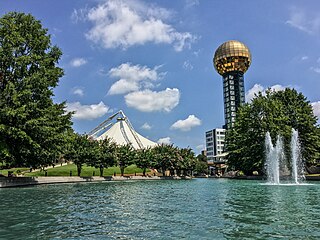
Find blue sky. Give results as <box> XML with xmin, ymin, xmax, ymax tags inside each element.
<box><xmin>1</xmin><ymin>0</ymin><xmax>320</xmax><ymax>153</ymax></box>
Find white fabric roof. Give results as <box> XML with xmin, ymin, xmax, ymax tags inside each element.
<box><xmin>95</xmin><ymin>119</ymin><xmax>157</xmax><ymax>149</ymax></box>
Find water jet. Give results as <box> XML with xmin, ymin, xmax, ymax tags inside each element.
<box><xmin>265</xmin><ymin>129</ymin><xmax>304</xmax><ymax>184</ymax></box>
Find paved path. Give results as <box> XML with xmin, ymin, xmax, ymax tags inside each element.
<box><xmin>0</xmin><ymin>175</ymin><xmax>186</xmax><ymax>188</ymax></box>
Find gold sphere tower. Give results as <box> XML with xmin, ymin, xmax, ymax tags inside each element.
<box><xmin>213</xmin><ymin>40</ymin><xmax>251</xmax><ymax>129</ymax></box>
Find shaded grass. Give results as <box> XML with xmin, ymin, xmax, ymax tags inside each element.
<box><xmin>25</xmin><ymin>164</ymin><xmax>149</xmax><ymax>177</ymax></box>
<box><xmin>0</xmin><ymin>167</ymin><xmax>29</xmax><ymax>177</ymax></box>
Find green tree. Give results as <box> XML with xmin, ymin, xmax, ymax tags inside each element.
<box><xmin>195</xmin><ymin>153</ymin><xmax>208</xmax><ymax>175</ymax></box>
<box><xmin>196</xmin><ymin>153</ymin><xmax>207</xmax><ymax>163</ymax></box>
<box><xmin>116</xmin><ymin>144</ymin><xmax>134</xmax><ymax>176</ymax></box>
<box><xmin>134</xmin><ymin>147</ymin><xmax>153</xmax><ymax>176</ymax></box>
<box><xmin>177</xmin><ymin>148</ymin><xmax>197</xmax><ymax>176</ymax></box>
<box><xmin>153</xmin><ymin>144</ymin><xmax>179</xmax><ymax>176</ymax></box>
<box><xmin>94</xmin><ymin>138</ymin><xmax>117</xmax><ymax>177</ymax></box>
<box><xmin>226</xmin><ymin>88</ymin><xmax>320</xmax><ymax>175</ymax></box>
<box><xmin>64</xmin><ymin>133</ymin><xmax>97</xmax><ymax>176</ymax></box>
<box><xmin>194</xmin><ymin>160</ymin><xmax>208</xmax><ymax>176</ymax></box>
<box><xmin>0</xmin><ymin>12</ymin><xmax>72</xmax><ymax>167</ymax></box>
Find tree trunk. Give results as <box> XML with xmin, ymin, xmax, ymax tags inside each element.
<box><xmin>100</xmin><ymin>166</ymin><xmax>104</xmax><ymax>177</ymax></box>
<box><xmin>143</xmin><ymin>168</ymin><xmax>146</xmax><ymax>176</ymax></box>
<box><xmin>162</xmin><ymin>167</ymin><xmax>166</xmax><ymax>176</ymax></box>
<box><xmin>77</xmin><ymin>164</ymin><xmax>82</xmax><ymax>176</ymax></box>
<box><xmin>121</xmin><ymin>166</ymin><xmax>125</xmax><ymax>176</ymax></box>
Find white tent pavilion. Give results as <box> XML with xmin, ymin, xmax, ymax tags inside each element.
<box><xmin>88</xmin><ymin>110</ymin><xmax>157</xmax><ymax>149</ymax></box>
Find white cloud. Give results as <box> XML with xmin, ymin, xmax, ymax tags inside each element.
<box><xmin>245</xmin><ymin>84</ymin><xmax>264</xmax><ymax>103</ymax></box>
<box><xmin>125</xmin><ymin>88</ymin><xmax>180</xmax><ymax>112</ymax></box>
<box><xmin>108</xmin><ymin>63</ymin><xmax>164</xmax><ymax>95</ymax></box>
<box><xmin>70</xmin><ymin>58</ymin><xmax>87</xmax><ymax>67</ymax></box>
<box><xmin>301</xmin><ymin>56</ymin><xmax>309</xmax><ymax>61</ymax></box>
<box><xmin>71</xmin><ymin>7</ymin><xmax>89</xmax><ymax>23</ymax></box>
<box><xmin>307</xmin><ymin>58</ymin><xmax>320</xmax><ymax>73</ymax></box>
<box><xmin>83</xmin><ymin>0</ymin><xmax>196</xmax><ymax>51</ymax></box>
<box><xmin>310</xmin><ymin>67</ymin><xmax>320</xmax><ymax>73</ymax></box>
<box><xmin>269</xmin><ymin>84</ymin><xmax>287</xmax><ymax>92</ymax></box>
<box><xmin>141</xmin><ymin>122</ymin><xmax>152</xmax><ymax>130</ymax></box>
<box><xmin>66</xmin><ymin>101</ymin><xmax>109</xmax><ymax>120</ymax></box>
<box><xmin>193</xmin><ymin>49</ymin><xmax>201</xmax><ymax>57</ymax></box>
<box><xmin>196</xmin><ymin>144</ymin><xmax>204</xmax><ymax>151</ymax></box>
<box><xmin>182</xmin><ymin>60</ymin><xmax>193</xmax><ymax>70</ymax></box>
<box><xmin>157</xmin><ymin>137</ymin><xmax>171</xmax><ymax>144</ymax></box>
<box><xmin>312</xmin><ymin>101</ymin><xmax>320</xmax><ymax>120</ymax></box>
<box><xmin>170</xmin><ymin>115</ymin><xmax>201</xmax><ymax>132</ymax></box>
<box><xmin>246</xmin><ymin>84</ymin><xmax>289</xmax><ymax>103</ymax></box>
<box><xmin>310</xmin><ymin>57</ymin><xmax>320</xmax><ymax>73</ymax></box>
<box><xmin>72</xmin><ymin>87</ymin><xmax>84</xmax><ymax>97</ymax></box>
<box><xmin>185</xmin><ymin>0</ymin><xmax>199</xmax><ymax>8</ymax></box>
<box><xmin>286</xmin><ymin>7</ymin><xmax>320</xmax><ymax>34</ymax></box>
<box><xmin>108</xmin><ymin>79</ymin><xmax>140</xmax><ymax>95</ymax></box>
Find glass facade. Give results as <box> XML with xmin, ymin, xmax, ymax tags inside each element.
<box><xmin>213</xmin><ymin>40</ymin><xmax>251</xmax><ymax>76</ymax></box>
<box><xmin>213</xmin><ymin>40</ymin><xmax>251</xmax><ymax>129</ymax></box>
<box><xmin>222</xmin><ymin>71</ymin><xmax>245</xmax><ymax>129</ymax></box>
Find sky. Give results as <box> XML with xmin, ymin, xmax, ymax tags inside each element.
<box><xmin>1</xmin><ymin>0</ymin><xmax>320</xmax><ymax>153</ymax></box>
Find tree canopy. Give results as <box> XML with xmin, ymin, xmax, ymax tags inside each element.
<box><xmin>0</xmin><ymin>12</ymin><xmax>72</xmax><ymax>167</ymax></box>
<box><xmin>226</xmin><ymin>88</ymin><xmax>320</xmax><ymax>175</ymax></box>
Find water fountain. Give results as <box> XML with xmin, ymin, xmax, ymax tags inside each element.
<box><xmin>265</xmin><ymin>128</ymin><xmax>304</xmax><ymax>184</ymax></box>
<box><xmin>291</xmin><ymin>129</ymin><xmax>305</xmax><ymax>183</ymax></box>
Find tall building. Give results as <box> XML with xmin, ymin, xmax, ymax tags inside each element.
<box><xmin>213</xmin><ymin>40</ymin><xmax>251</xmax><ymax>129</ymax></box>
<box><xmin>205</xmin><ymin>128</ymin><xmax>226</xmax><ymax>164</ymax></box>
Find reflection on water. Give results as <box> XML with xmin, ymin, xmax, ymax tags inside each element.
<box><xmin>0</xmin><ymin>179</ymin><xmax>320</xmax><ymax>239</ymax></box>
<box><xmin>222</xmin><ymin>181</ymin><xmax>320</xmax><ymax>239</ymax></box>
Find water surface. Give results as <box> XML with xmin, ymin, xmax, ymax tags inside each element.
<box><xmin>1</xmin><ymin>179</ymin><xmax>320</xmax><ymax>239</ymax></box>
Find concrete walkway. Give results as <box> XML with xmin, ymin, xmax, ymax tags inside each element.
<box><xmin>0</xmin><ymin>175</ymin><xmax>186</xmax><ymax>188</ymax></box>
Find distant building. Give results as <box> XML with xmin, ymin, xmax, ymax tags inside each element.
<box><xmin>201</xmin><ymin>150</ymin><xmax>207</xmax><ymax>156</ymax></box>
<box><xmin>206</xmin><ymin>40</ymin><xmax>251</xmax><ymax>175</ymax></box>
<box><xmin>88</xmin><ymin>110</ymin><xmax>157</xmax><ymax>149</ymax></box>
<box><xmin>213</xmin><ymin>40</ymin><xmax>251</xmax><ymax>129</ymax></box>
<box><xmin>205</xmin><ymin>128</ymin><xmax>226</xmax><ymax>164</ymax></box>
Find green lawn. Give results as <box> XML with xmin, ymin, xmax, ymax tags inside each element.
<box><xmin>0</xmin><ymin>167</ymin><xmax>29</xmax><ymax>177</ymax></box>
<box><xmin>24</xmin><ymin>164</ymin><xmax>149</xmax><ymax>177</ymax></box>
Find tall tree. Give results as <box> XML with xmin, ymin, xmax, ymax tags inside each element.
<box><xmin>116</xmin><ymin>144</ymin><xmax>134</xmax><ymax>176</ymax></box>
<box><xmin>153</xmin><ymin>144</ymin><xmax>179</xmax><ymax>176</ymax></box>
<box><xmin>226</xmin><ymin>88</ymin><xmax>320</xmax><ymax>175</ymax></box>
<box><xmin>178</xmin><ymin>148</ymin><xmax>197</xmax><ymax>176</ymax></box>
<box><xmin>0</xmin><ymin>12</ymin><xmax>72</xmax><ymax>167</ymax></box>
<box><xmin>90</xmin><ymin>138</ymin><xmax>117</xmax><ymax>177</ymax></box>
<box><xmin>64</xmin><ymin>133</ymin><xmax>98</xmax><ymax>176</ymax></box>
<box><xmin>134</xmin><ymin>147</ymin><xmax>154</xmax><ymax>176</ymax></box>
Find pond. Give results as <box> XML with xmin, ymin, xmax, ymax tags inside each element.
<box><xmin>1</xmin><ymin>178</ymin><xmax>320</xmax><ymax>239</ymax></box>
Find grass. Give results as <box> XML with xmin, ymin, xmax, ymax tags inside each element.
<box><xmin>0</xmin><ymin>167</ymin><xmax>29</xmax><ymax>177</ymax></box>
<box><xmin>24</xmin><ymin>163</ymin><xmax>150</xmax><ymax>177</ymax></box>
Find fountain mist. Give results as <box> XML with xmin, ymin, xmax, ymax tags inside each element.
<box><xmin>265</xmin><ymin>129</ymin><xmax>304</xmax><ymax>184</ymax></box>
<box><xmin>291</xmin><ymin>129</ymin><xmax>304</xmax><ymax>184</ymax></box>
<box><xmin>265</xmin><ymin>132</ymin><xmax>283</xmax><ymax>184</ymax></box>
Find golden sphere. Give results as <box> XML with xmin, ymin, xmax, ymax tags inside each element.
<box><xmin>213</xmin><ymin>40</ymin><xmax>251</xmax><ymax>76</ymax></box>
